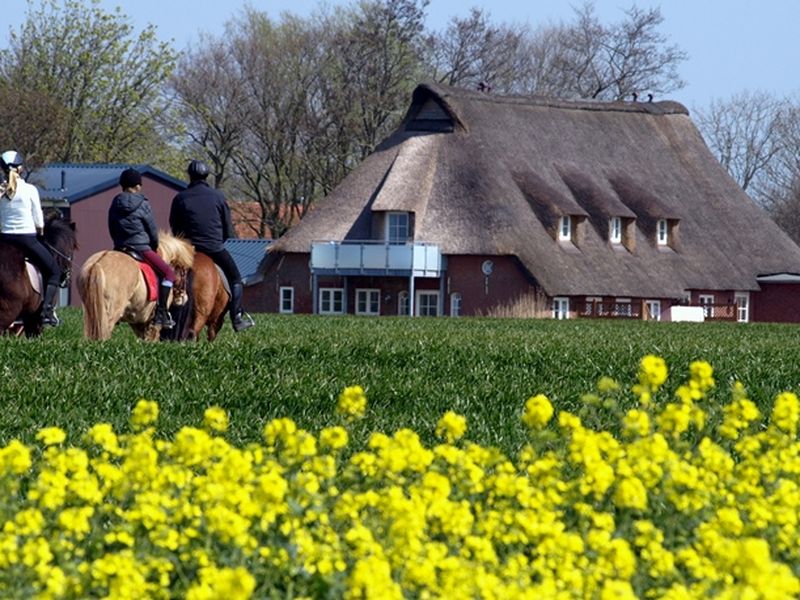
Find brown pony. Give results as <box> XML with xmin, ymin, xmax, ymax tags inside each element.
<box><xmin>163</xmin><ymin>252</ymin><xmax>229</xmax><ymax>342</ymax></box>
<box><xmin>78</xmin><ymin>233</ymin><xmax>194</xmax><ymax>341</ymax></box>
<box><xmin>0</xmin><ymin>213</ymin><xmax>78</xmax><ymax>337</ymax></box>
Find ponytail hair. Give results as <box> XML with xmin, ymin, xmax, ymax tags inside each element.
<box><xmin>5</xmin><ymin>168</ymin><xmax>19</xmax><ymax>198</ymax></box>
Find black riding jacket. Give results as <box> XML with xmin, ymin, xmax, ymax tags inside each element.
<box><xmin>108</xmin><ymin>192</ymin><xmax>159</xmax><ymax>252</ymax></box>
<box><xmin>169</xmin><ymin>181</ymin><xmax>234</xmax><ymax>253</ymax></box>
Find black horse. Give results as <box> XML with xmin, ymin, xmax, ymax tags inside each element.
<box><xmin>0</xmin><ymin>211</ymin><xmax>78</xmax><ymax>337</ymax></box>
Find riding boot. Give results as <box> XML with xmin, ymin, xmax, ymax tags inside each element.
<box><xmin>153</xmin><ymin>283</ymin><xmax>175</xmax><ymax>330</ymax></box>
<box><xmin>41</xmin><ymin>283</ymin><xmax>61</xmax><ymax>327</ymax></box>
<box><xmin>230</xmin><ymin>283</ymin><xmax>254</xmax><ymax>332</ymax></box>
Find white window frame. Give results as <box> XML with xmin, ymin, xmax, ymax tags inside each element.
<box><xmin>735</xmin><ymin>292</ymin><xmax>750</xmax><ymax>323</ymax></box>
<box><xmin>615</xmin><ymin>298</ymin><xmax>632</xmax><ymax>317</ymax></box>
<box><xmin>645</xmin><ymin>300</ymin><xmax>661</xmax><ymax>321</ymax></box>
<box><xmin>355</xmin><ymin>288</ymin><xmax>381</xmax><ymax>316</ymax></box>
<box><xmin>386</xmin><ymin>212</ymin><xmax>410</xmax><ymax>244</ymax></box>
<box><xmin>319</xmin><ymin>288</ymin><xmax>344</xmax><ymax>315</ymax></box>
<box><xmin>450</xmin><ymin>292</ymin><xmax>462</xmax><ymax>317</ymax></box>
<box><xmin>656</xmin><ymin>219</ymin><xmax>669</xmax><ymax>245</ymax></box>
<box><xmin>699</xmin><ymin>294</ymin><xmax>715</xmax><ymax>319</ymax></box>
<box><xmin>415</xmin><ymin>290</ymin><xmax>439</xmax><ymax>316</ymax></box>
<box><xmin>558</xmin><ymin>215</ymin><xmax>571</xmax><ymax>241</ymax></box>
<box><xmin>553</xmin><ymin>297</ymin><xmax>569</xmax><ymax>320</ymax></box>
<box><xmin>398</xmin><ymin>291</ymin><xmax>409</xmax><ymax>316</ymax></box>
<box><xmin>584</xmin><ymin>296</ymin><xmax>603</xmax><ymax>316</ymax></box>
<box><xmin>279</xmin><ymin>286</ymin><xmax>294</xmax><ymax>314</ymax></box>
<box><xmin>609</xmin><ymin>216</ymin><xmax>622</xmax><ymax>244</ymax></box>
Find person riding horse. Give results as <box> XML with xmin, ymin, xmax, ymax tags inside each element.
<box><xmin>0</xmin><ymin>150</ymin><xmax>62</xmax><ymax>327</ymax></box>
<box><xmin>108</xmin><ymin>168</ymin><xmax>176</xmax><ymax>329</ymax></box>
<box><xmin>169</xmin><ymin>159</ymin><xmax>254</xmax><ymax>332</ymax></box>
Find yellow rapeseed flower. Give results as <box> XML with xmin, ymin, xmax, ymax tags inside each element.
<box><xmin>35</xmin><ymin>427</ymin><xmax>66</xmax><ymax>446</ymax></box>
<box><xmin>130</xmin><ymin>399</ymin><xmax>159</xmax><ymax>430</ymax></box>
<box><xmin>435</xmin><ymin>411</ymin><xmax>467</xmax><ymax>443</ymax></box>
<box><xmin>203</xmin><ymin>406</ymin><xmax>229</xmax><ymax>433</ymax></box>
<box><xmin>337</xmin><ymin>385</ymin><xmax>367</xmax><ymax>420</ymax></box>
<box><xmin>522</xmin><ymin>394</ymin><xmax>554</xmax><ymax>429</ymax></box>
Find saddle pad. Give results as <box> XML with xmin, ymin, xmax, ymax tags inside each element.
<box><xmin>25</xmin><ymin>261</ymin><xmax>43</xmax><ymax>296</ymax></box>
<box><xmin>139</xmin><ymin>262</ymin><xmax>158</xmax><ymax>302</ymax></box>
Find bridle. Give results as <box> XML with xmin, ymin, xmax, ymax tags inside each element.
<box><xmin>44</xmin><ymin>239</ymin><xmax>75</xmax><ymax>288</ymax></box>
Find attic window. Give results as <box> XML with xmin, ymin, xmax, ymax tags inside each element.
<box><xmin>386</xmin><ymin>212</ymin><xmax>410</xmax><ymax>243</ymax></box>
<box><xmin>407</xmin><ymin>99</ymin><xmax>454</xmax><ymax>133</ymax></box>
<box><xmin>558</xmin><ymin>216</ymin><xmax>571</xmax><ymax>241</ymax></box>
<box><xmin>657</xmin><ymin>219</ymin><xmax>669</xmax><ymax>245</ymax></box>
<box><xmin>609</xmin><ymin>217</ymin><xmax>622</xmax><ymax>243</ymax></box>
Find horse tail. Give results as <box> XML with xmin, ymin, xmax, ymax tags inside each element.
<box><xmin>81</xmin><ymin>260</ymin><xmax>114</xmax><ymax>340</ymax></box>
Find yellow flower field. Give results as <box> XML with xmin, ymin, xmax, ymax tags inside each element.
<box><xmin>0</xmin><ymin>358</ymin><xmax>799</xmax><ymax>599</ymax></box>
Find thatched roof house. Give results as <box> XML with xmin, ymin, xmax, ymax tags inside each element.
<box><xmin>259</xmin><ymin>82</ymin><xmax>800</xmax><ymax>321</ymax></box>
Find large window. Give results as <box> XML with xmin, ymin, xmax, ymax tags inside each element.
<box><xmin>450</xmin><ymin>292</ymin><xmax>462</xmax><ymax>317</ymax></box>
<box><xmin>553</xmin><ymin>297</ymin><xmax>569</xmax><ymax>320</ymax></box>
<box><xmin>645</xmin><ymin>300</ymin><xmax>661</xmax><ymax>321</ymax></box>
<box><xmin>356</xmin><ymin>289</ymin><xmax>380</xmax><ymax>316</ymax></box>
<box><xmin>735</xmin><ymin>292</ymin><xmax>749</xmax><ymax>323</ymax></box>
<box><xmin>387</xmin><ymin>212</ymin><xmax>410</xmax><ymax>244</ymax></box>
<box><xmin>416</xmin><ymin>291</ymin><xmax>439</xmax><ymax>316</ymax></box>
<box><xmin>699</xmin><ymin>294</ymin><xmax>715</xmax><ymax>318</ymax></box>
<box><xmin>279</xmin><ymin>286</ymin><xmax>294</xmax><ymax>314</ymax></box>
<box><xmin>319</xmin><ymin>288</ymin><xmax>344</xmax><ymax>314</ymax></box>
<box><xmin>398</xmin><ymin>291</ymin><xmax>409</xmax><ymax>316</ymax></box>
<box><xmin>615</xmin><ymin>298</ymin><xmax>632</xmax><ymax>317</ymax></box>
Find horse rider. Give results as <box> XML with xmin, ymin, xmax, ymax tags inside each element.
<box><xmin>0</xmin><ymin>150</ymin><xmax>62</xmax><ymax>327</ymax></box>
<box><xmin>108</xmin><ymin>168</ymin><xmax>175</xmax><ymax>329</ymax></box>
<box><xmin>169</xmin><ymin>159</ymin><xmax>254</xmax><ymax>332</ymax></box>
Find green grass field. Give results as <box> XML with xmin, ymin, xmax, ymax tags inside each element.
<box><xmin>2</xmin><ymin>308</ymin><xmax>799</xmax><ymax>453</ymax></box>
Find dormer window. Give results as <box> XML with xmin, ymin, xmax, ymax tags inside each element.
<box><xmin>386</xmin><ymin>212</ymin><xmax>410</xmax><ymax>244</ymax></box>
<box><xmin>656</xmin><ymin>219</ymin><xmax>669</xmax><ymax>245</ymax></box>
<box><xmin>559</xmin><ymin>215</ymin><xmax>571</xmax><ymax>241</ymax></box>
<box><xmin>609</xmin><ymin>217</ymin><xmax>622</xmax><ymax>244</ymax></box>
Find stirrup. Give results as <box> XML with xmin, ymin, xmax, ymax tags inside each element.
<box><xmin>232</xmin><ymin>312</ymin><xmax>255</xmax><ymax>332</ymax></box>
<box><xmin>42</xmin><ymin>309</ymin><xmax>60</xmax><ymax>327</ymax></box>
<box><xmin>154</xmin><ymin>309</ymin><xmax>175</xmax><ymax>330</ymax></box>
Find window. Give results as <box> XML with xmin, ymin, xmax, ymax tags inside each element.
<box><xmin>735</xmin><ymin>292</ymin><xmax>749</xmax><ymax>323</ymax></box>
<box><xmin>416</xmin><ymin>291</ymin><xmax>439</xmax><ymax>316</ymax></box>
<box><xmin>609</xmin><ymin>217</ymin><xmax>622</xmax><ymax>244</ymax></box>
<box><xmin>279</xmin><ymin>287</ymin><xmax>294</xmax><ymax>314</ymax></box>
<box><xmin>356</xmin><ymin>289</ymin><xmax>380</xmax><ymax>316</ymax></box>
<box><xmin>656</xmin><ymin>219</ymin><xmax>669</xmax><ymax>245</ymax></box>
<box><xmin>553</xmin><ymin>297</ymin><xmax>569</xmax><ymax>320</ymax></box>
<box><xmin>699</xmin><ymin>294</ymin><xmax>715</xmax><ymax>318</ymax></box>
<box><xmin>558</xmin><ymin>215</ymin><xmax>571</xmax><ymax>241</ymax></box>
<box><xmin>583</xmin><ymin>296</ymin><xmax>603</xmax><ymax>317</ymax></box>
<box><xmin>319</xmin><ymin>288</ymin><xmax>344</xmax><ymax>314</ymax></box>
<box><xmin>450</xmin><ymin>293</ymin><xmax>462</xmax><ymax>317</ymax></box>
<box><xmin>386</xmin><ymin>212</ymin><xmax>410</xmax><ymax>244</ymax></box>
<box><xmin>615</xmin><ymin>298</ymin><xmax>632</xmax><ymax>317</ymax></box>
<box><xmin>645</xmin><ymin>300</ymin><xmax>661</xmax><ymax>321</ymax></box>
<box><xmin>398</xmin><ymin>291</ymin><xmax>409</xmax><ymax>316</ymax></box>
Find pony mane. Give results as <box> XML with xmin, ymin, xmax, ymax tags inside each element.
<box><xmin>158</xmin><ymin>232</ymin><xmax>195</xmax><ymax>269</ymax></box>
<box><xmin>44</xmin><ymin>214</ymin><xmax>78</xmax><ymax>253</ymax></box>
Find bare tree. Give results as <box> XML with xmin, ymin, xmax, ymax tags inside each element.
<box><xmin>695</xmin><ymin>90</ymin><xmax>788</xmax><ymax>198</ymax></box>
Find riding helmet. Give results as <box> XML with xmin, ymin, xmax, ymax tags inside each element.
<box><xmin>0</xmin><ymin>150</ymin><xmax>23</xmax><ymax>171</ymax></box>
<box><xmin>187</xmin><ymin>159</ymin><xmax>210</xmax><ymax>180</ymax></box>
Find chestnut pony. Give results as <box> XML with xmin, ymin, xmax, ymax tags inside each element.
<box><xmin>77</xmin><ymin>233</ymin><xmax>194</xmax><ymax>341</ymax></box>
<box><xmin>163</xmin><ymin>252</ymin><xmax>229</xmax><ymax>342</ymax></box>
<box><xmin>0</xmin><ymin>212</ymin><xmax>78</xmax><ymax>337</ymax></box>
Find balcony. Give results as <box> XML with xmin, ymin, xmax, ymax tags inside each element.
<box><xmin>311</xmin><ymin>240</ymin><xmax>443</xmax><ymax>277</ymax></box>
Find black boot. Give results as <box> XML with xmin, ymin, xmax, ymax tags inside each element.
<box><xmin>41</xmin><ymin>283</ymin><xmax>61</xmax><ymax>327</ymax></box>
<box><xmin>230</xmin><ymin>283</ymin><xmax>254</xmax><ymax>332</ymax></box>
<box><xmin>153</xmin><ymin>283</ymin><xmax>175</xmax><ymax>330</ymax></box>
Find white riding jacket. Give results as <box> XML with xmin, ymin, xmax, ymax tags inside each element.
<box><xmin>0</xmin><ymin>179</ymin><xmax>44</xmax><ymax>234</ymax></box>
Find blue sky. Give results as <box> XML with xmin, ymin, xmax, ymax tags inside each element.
<box><xmin>2</xmin><ymin>0</ymin><xmax>797</xmax><ymax>111</ymax></box>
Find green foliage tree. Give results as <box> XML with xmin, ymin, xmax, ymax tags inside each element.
<box><xmin>0</xmin><ymin>0</ymin><xmax>178</xmax><ymax>163</ymax></box>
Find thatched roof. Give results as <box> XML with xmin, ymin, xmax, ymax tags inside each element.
<box><xmin>272</xmin><ymin>82</ymin><xmax>800</xmax><ymax>297</ymax></box>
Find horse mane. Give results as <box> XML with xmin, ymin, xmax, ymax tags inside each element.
<box><xmin>157</xmin><ymin>232</ymin><xmax>194</xmax><ymax>269</ymax></box>
<box><xmin>44</xmin><ymin>212</ymin><xmax>78</xmax><ymax>252</ymax></box>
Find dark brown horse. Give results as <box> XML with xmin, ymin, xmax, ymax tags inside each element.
<box><xmin>0</xmin><ymin>212</ymin><xmax>78</xmax><ymax>337</ymax></box>
<box><xmin>163</xmin><ymin>252</ymin><xmax>229</xmax><ymax>342</ymax></box>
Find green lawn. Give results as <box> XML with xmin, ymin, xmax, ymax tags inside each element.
<box><xmin>1</xmin><ymin>308</ymin><xmax>799</xmax><ymax>453</ymax></box>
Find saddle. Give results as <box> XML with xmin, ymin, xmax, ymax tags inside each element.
<box><xmin>116</xmin><ymin>248</ymin><xmax>158</xmax><ymax>302</ymax></box>
<box><xmin>24</xmin><ymin>260</ymin><xmax>43</xmax><ymax>297</ymax></box>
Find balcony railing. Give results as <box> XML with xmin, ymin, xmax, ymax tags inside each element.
<box><xmin>579</xmin><ymin>301</ymin><xmax>641</xmax><ymax>319</ymax></box>
<box><xmin>310</xmin><ymin>240</ymin><xmax>442</xmax><ymax>277</ymax></box>
<box><xmin>696</xmin><ymin>303</ymin><xmax>737</xmax><ymax>321</ymax></box>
